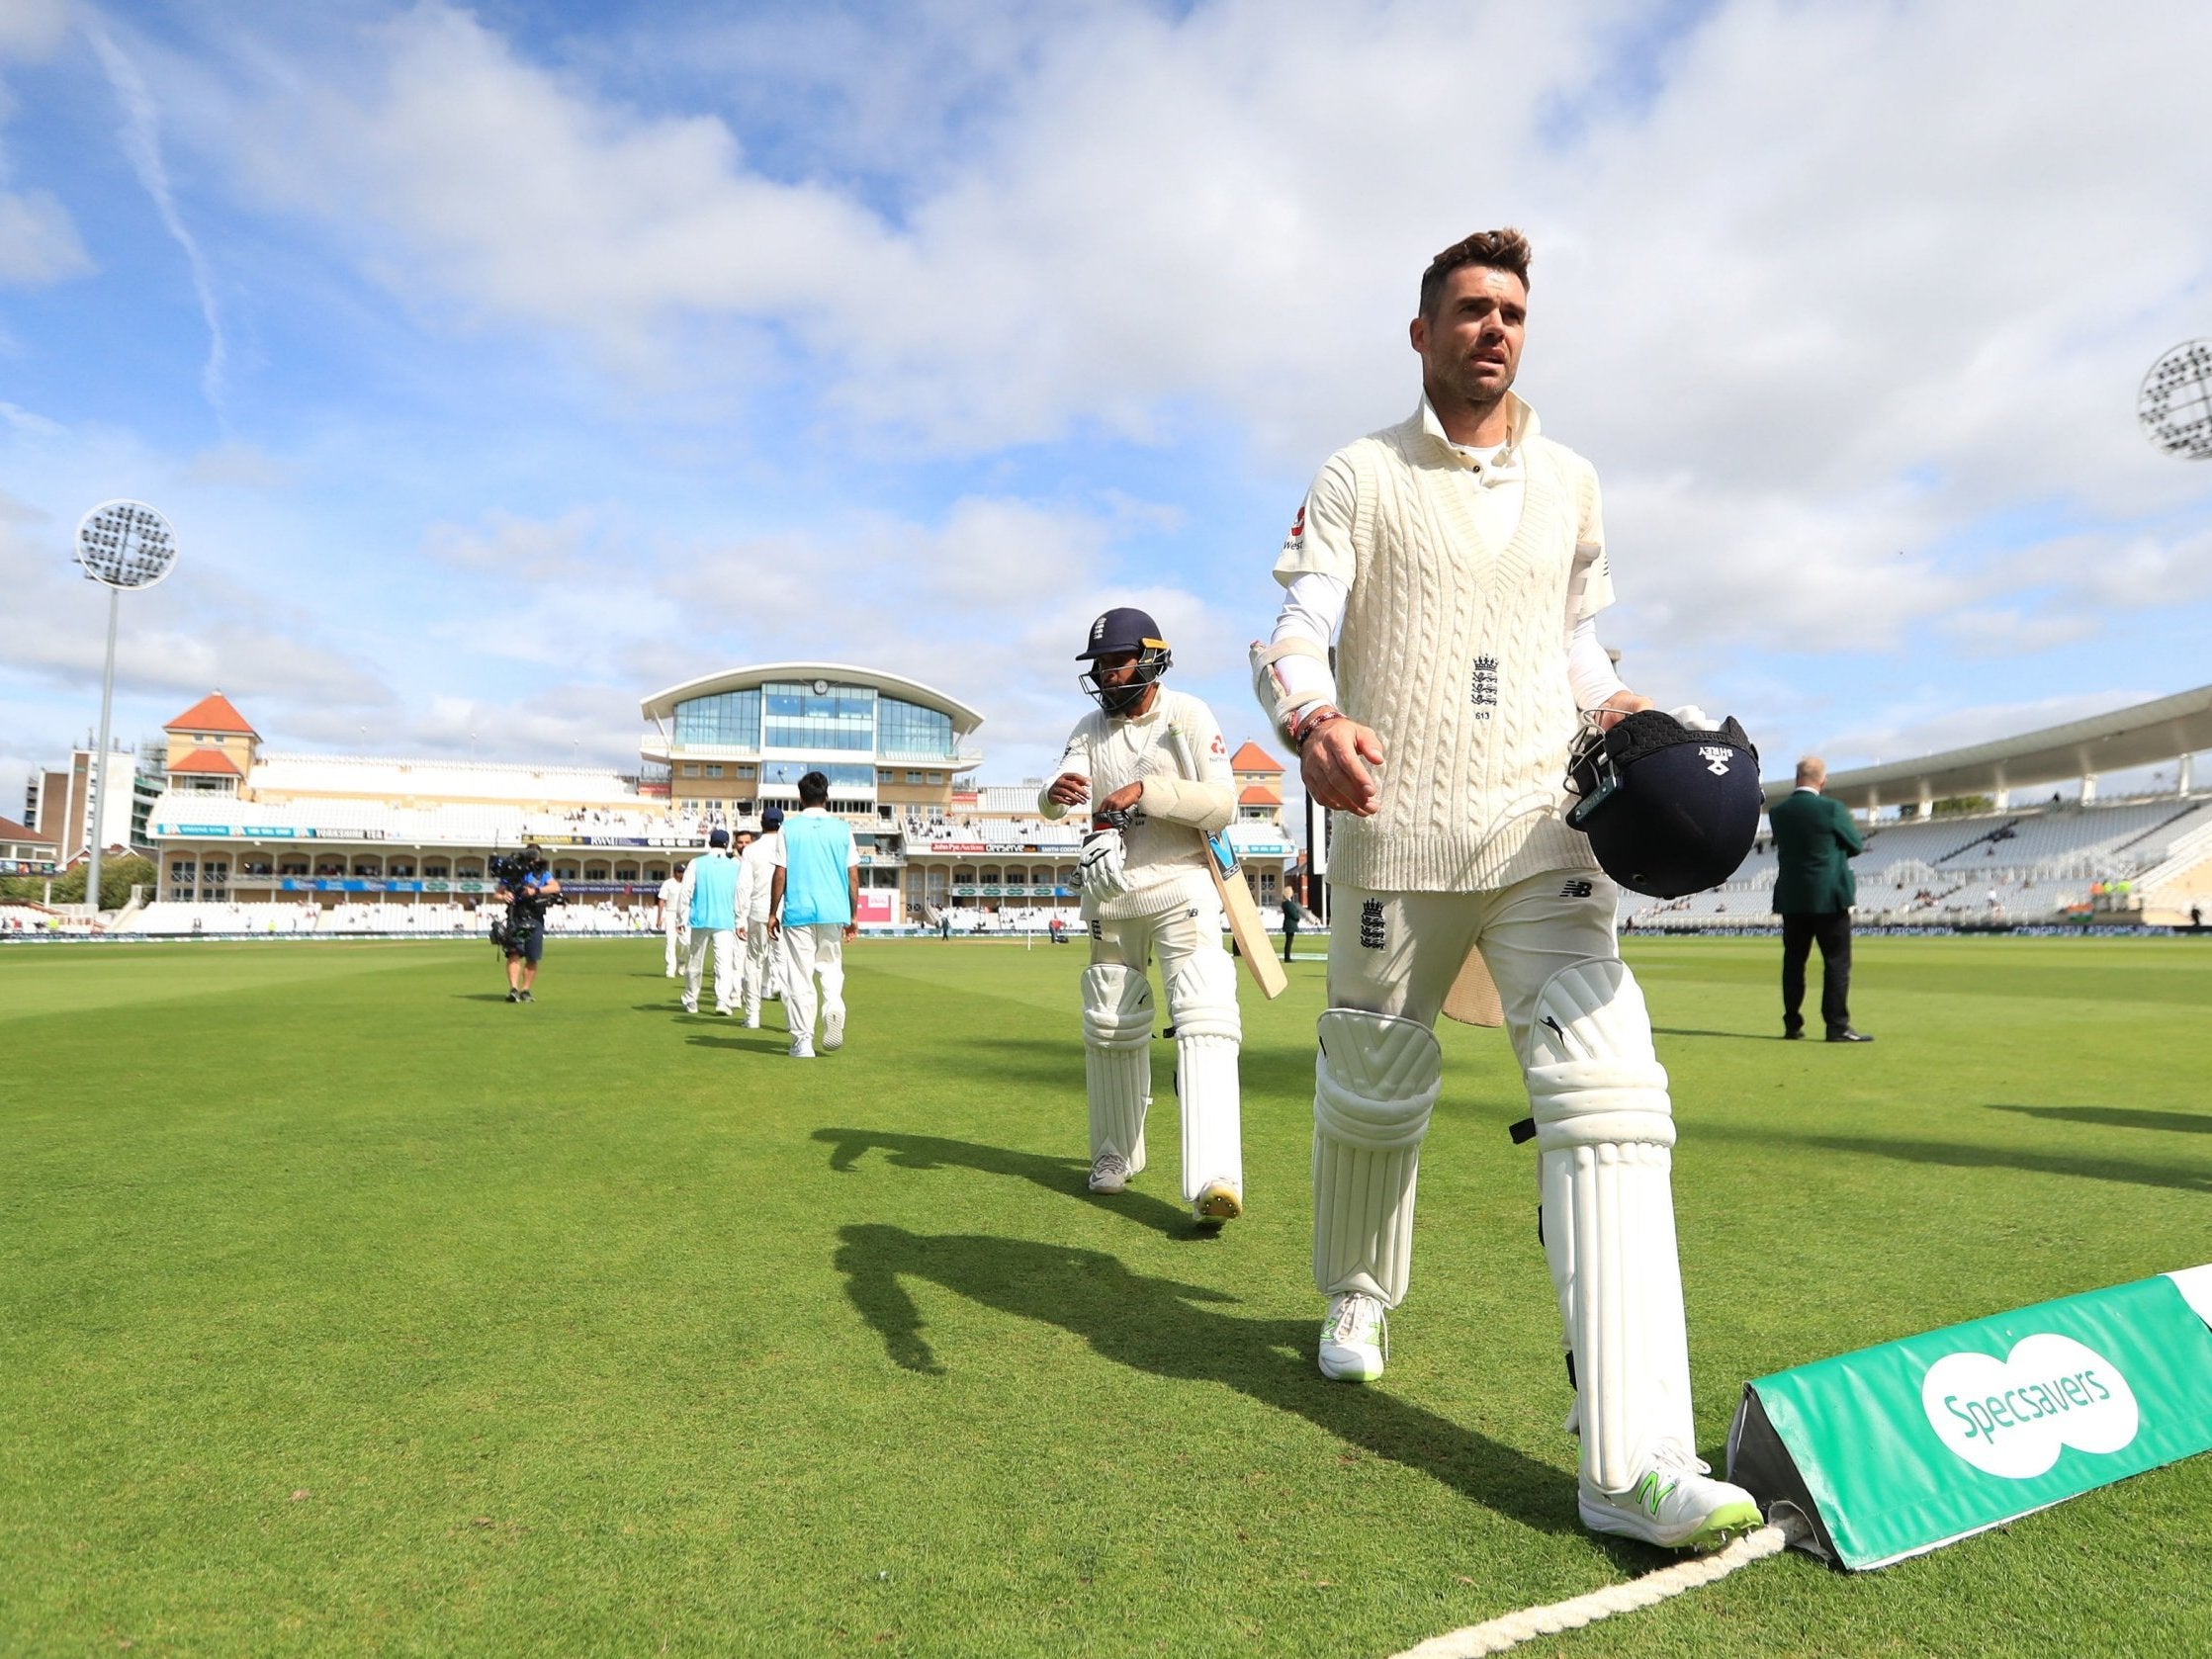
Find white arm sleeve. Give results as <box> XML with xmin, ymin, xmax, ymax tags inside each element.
<box><xmin>1267</xmin><ymin>570</ymin><xmax>1346</xmax><ymax>708</ymax></box>
<box><xmin>1567</xmin><ymin>616</ymin><xmax>1628</xmax><ymax>713</ymax></box>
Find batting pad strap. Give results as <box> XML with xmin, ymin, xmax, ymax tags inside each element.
<box><xmin>1163</xmin><ymin>951</ymin><xmax>1241</xmax><ymax>1045</ymax></box>
<box><xmin>1527</xmin><ymin>1059</ymin><xmax>1675</xmax><ymax>1153</ymax></box>
<box><xmin>1082</xmin><ymin>963</ymin><xmax>1154</xmax><ymax>1049</ymax></box>
<box><xmin>1314</xmin><ymin>1009</ymin><xmax>1442</xmax><ymax>1151</ymax></box>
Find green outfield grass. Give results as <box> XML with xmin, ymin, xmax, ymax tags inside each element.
<box><xmin>3</xmin><ymin>934</ymin><xmax>2208</xmax><ymax>1656</ymax></box>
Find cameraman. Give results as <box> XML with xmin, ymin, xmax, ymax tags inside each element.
<box><xmin>494</xmin><ymin>843</ymin><xmax>561</xmax><ymax>1003</ymax></box>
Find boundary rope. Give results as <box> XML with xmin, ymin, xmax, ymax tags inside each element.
<box><xmin>1388</xmin><ymin>1515</ymin><xmax>1812</xmax><ymax>1659</ymax></box>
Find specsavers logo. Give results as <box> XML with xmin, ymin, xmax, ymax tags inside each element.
<box><xmin>1920</xmin><ymin>1334</ymin><xmax>2139</xmax><ymax>1479</ymax></box>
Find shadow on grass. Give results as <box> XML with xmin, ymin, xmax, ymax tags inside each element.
<box><xmin>1989</xmin><ymin>1103</ymin><xmax>2212</xmax><ymax>1136</ymax></box>
<box><xmin>1651</xmin><ymin>1027</ymin><xmax>1789</xmax><ymax>1042</ymax></box>
<box><xmin>1700</xmin><ymin>1121</ymin><xmax>2210</xmax><ymax>1193</ymax></box>
<box><xmin>813</xmin><ymin>1128</ymin><xmax>1202</xmax><ymax>1239</ymax></box>
<box><xmin>835</xmin><ymin>1224</ymin><xmax>1594</xmax><ymax>1541</ymax></box>
<box><xmin>688</xmin><ymin>1031</ymin><xmax>794</xmax><ymax>1055</ymax></box>
<box><xmin>456</xmin><ymin>993</ymin><xmax>519</xmax><ymax>1003</ymax></box>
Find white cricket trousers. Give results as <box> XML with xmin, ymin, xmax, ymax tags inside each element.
<box><xmin>664</xmin><ymin>915</ymin><xmax>685</xmax><ymax>976</ymax></box>
<box><xmin>1326</xmin><ymin>870</ymin><xmax>1624</xmax><ymax>1061</ymax></box>
<box><xmin>742</xmin><ymin>917</ymin><xmax>774</xmax><ymax>1019</ymax></box>
<box><xmin>685</xmin><ymin>926</ymin><xmax>739</xmax><ymax>1012</ymax></box>
<box><xmin>780</xmin><ymin>923</ymin><xmax>846</xmax><ymax>1047</ymax></box>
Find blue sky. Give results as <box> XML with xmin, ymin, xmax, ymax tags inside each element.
<box><xmin>5</xmin><ymin>0</ymin><xmax>2211</xmax><ymax>823</ymax></box>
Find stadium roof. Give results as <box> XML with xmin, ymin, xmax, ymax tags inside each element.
<box><xmin>168</xmin><ymin>748</ymin><xmax>242</xmax><ymax>777</ymax></box>
<box><xmin>639</xmin><ymin>662</ymin><xmax>985</xmax><ymax>732</ymax></box>
<box><xmin>165</xmin><ymin>691</ymin><xmax>257</xmax><ymax>736</ymax></box>
<box><xmin>1229</xmin><ymin>741</ymin><xmax>1283</xmax><ymax>775</ymax></box>
<box><xmin>0</xmin><ymin>815</ymin><xmax>53</xmax><ymax>845</ymax></box>
<box><xmin>1770</xmin><ymin>682</ymin><xmax>2212</xmax><ymax>812</ymax></box>
<box><xmin>1238</xmin><ymin>782</ymin><xmax>1283</xmax><ymax>807</ymax></box>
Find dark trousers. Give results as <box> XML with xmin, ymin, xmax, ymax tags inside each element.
<box><xmin>1282</xmin><ymin>920</ymin><xmax>1298</xmax><ymax>962</ymax></box>
<box><xmin>1781</xmin><ymin>911</ymin><xmax>1852</xmax><ymax>1034</ymax></box>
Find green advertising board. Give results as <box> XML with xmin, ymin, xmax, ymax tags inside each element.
<box><xmin>1727</xmin><ymin>1265</ymin><xmax>2212</xmax><ymax>1569</ymax></box>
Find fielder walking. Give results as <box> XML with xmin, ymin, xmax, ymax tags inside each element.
<box><xmin>735</xmin><ymin>807</ymin><xmax>784</xmax><ymax>1029</ymax></box>
<box><xmin>768</xmin><ymin>773</ymin><xmax>858</xmax><ymax>1059</ymax></box>
<box><xmin>1252</xmin><ymin>229</ymin><xmax>1759</xmax><ymax>1548</ymax></box>
<box><xmin>657</xmin><ymin>863</ymin><xmax>686</xmax><ymax>977</ymax></box>
<box><xmin>1042</xmin><ymin>607</ymin><xmax>1246</xmax><ymax>1224</ymax></box>
<box><xmin>682</xmin><ymin>829</ymin><xmax>743</xmax><ymax>1015</ymax></box>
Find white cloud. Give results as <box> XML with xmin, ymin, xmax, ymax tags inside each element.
<box><xmin>0</xmin><ymin>186</ymin><xmax>92</xmax><ymax>285</ymax></box>
<box><xmin>185</xmin><ymin>0</ymin><xmax>2212</xmax><ymax>670</ymax></box>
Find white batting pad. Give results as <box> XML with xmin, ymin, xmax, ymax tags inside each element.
<box><xmin>1525</xmin><ymin>959</ymin><xmax>1695</xmax><ymax>1496</ymax></box>
<box><xmin>1083</xmin><ymin>962</ymin><xmax>1155</xmax><ymax>1173</ymax></box>
<box><xmin>1166</xmin><ymin>951</ymin><xmax>1242</xmax><ymax>1201</ymax></box>
<box><xmin>1312</xmin><ymin>1009</ymin><xmax>1442</xmax><ymax>1307</ymax></box>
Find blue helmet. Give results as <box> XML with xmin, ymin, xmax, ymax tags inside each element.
<box><xmin>1565</xmin><ymin>710</ymin><xmax>1761</xmax><ymax>899</ymax></box>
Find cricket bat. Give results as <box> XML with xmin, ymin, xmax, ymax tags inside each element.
<box><xmin>1165</xmin><ymin>729</ymin><xmax>1288</xmax><ymax>1000</ymax></box>
<box><xmin>1441</xmin><ymin>944</ymin><xmax>1505</xmax><ymax>1027</ymax></box>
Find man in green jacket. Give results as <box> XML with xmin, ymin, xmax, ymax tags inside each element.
<box><xmin>1767</xmin><ymin>756</ymin><xmax>1872</xmax><ymax>1042</ymax></box>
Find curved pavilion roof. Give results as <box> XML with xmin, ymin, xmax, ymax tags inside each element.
<box><xmin>1765</xmin><ymin>682</ymin><xmax>2212</xmax><ymax>812</ymax></box>
<box><xmin>640</xmin><ymin>662</ymin><xmax>986</xmax><ymax>734</ymax></box>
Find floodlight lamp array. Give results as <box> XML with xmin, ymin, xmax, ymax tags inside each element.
<box><xmin>2138</xmin><ymin>339</ymin><xmax>2212</xmax><ymax>461</ymax></box>
<box><xmin>75</xmin><ymin>499</ymin><xmax>179</xmax><ymax>589</ymax></box>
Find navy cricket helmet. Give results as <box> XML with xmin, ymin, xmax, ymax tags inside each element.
<box><xmin>1564</xmin><ymin>710</ymin><xmax>1762</xmax><ymax>899</ymax></box>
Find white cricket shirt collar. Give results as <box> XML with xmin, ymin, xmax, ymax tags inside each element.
<box><xmin>1417</xmin><ymin>393</ymin><xmax>1537</xmax><ymax>486</ymax></box>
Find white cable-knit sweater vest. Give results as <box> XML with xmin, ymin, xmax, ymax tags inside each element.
<box><xmin>1331</xmin><ymin>415</ymin><xmax>1602</xmax><ymax>893</ymax></box>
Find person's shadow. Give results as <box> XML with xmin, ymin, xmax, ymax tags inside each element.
<box><xmin>813</xmin><ymin>1128</ymin><xmax>1200</xmax><ymax>1240</ymax></box>
<box><xmin>834</xmin><ymin>1223</ymin><xmax>1603</xmax><ymax>1544</ymax></box>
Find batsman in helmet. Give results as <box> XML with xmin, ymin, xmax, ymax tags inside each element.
<box><xmin>1043</xmin><ymin>607</ymin><xmax>1246</xmax><ymax>1225</ymax></box>
<box><xmin>1252</xmin><ymin>229</ymin><xmax>1762</xmax><ymax>1550</ymax></box>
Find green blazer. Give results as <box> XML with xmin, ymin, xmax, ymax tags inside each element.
<box><xmin>1768</xmin><ymin>788</ymin><xmax>1864</xmax><ymax>915</ymax></box>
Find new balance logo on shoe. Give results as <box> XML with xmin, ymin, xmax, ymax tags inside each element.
<box><xmin>1635</xmin><ymin>1472</ymin><xmax>1678</xmax><ymax>1517</ymax></box>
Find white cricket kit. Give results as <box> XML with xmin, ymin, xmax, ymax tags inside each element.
<box><xmin>657</xmin><ymin>873</ymin><xmax>684</xmax><ymax>976</ymax></box>
<box><xmin>735</xmin><ymin>833</ymin><xmax>780</xmax><ymax>1022</ymax></box>
<box><xmin>1040</xmin><ymin>689</ymin><xmax>1243</xmax><ymax>1204</ymax></box>
<box><xmin>1269</xmin><ymin>393</ymin><xmax>1701</xmax><ymax>1497</ymax></box>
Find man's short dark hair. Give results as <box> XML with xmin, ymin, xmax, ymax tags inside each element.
<box><xmin>797</xmin><ymin>770</ymin><xmax>831</xmax><ymax>806</ymax></box>
<box><xmin>1420</xmin><ymin>227</ymin><xmax>1534</xmax><ymax>319</ymax></box>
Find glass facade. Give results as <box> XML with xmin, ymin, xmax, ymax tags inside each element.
<box><xmin>759</xmin><ymin>760</ymin><xmax>877</xmax><ymax>792</ymax></box>
<box><xmin>764</xmin><ymin>682</ymin><xmax>874</xmax><ymax>751</ymax></box>
<box><xmin>673</xmin><ymin>688</ymin><xmax>761</xmax><ymax>747</ymax></box>
<box><xmin>670</xmin><ymin>679</ymin><xmax>961</xmax><ymax>766</ymax></box>
<box><xmin>877</xmin><ymin>696</ymin><xmax>955</xmax><ymax>758</ymax></box>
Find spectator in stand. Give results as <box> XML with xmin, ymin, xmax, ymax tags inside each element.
<box><xmin>1768</xmin><ymin>756</ymin><xmax>1870</xmax><ymax>1042</ymax></box>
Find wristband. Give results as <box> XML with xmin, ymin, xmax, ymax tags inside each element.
<box><xmin>1293</xmin><ymin>706</ymin><xmax>1346</xmax><ymax>751</ymax></box>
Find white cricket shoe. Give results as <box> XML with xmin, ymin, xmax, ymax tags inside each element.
<box><xmin>1193</xmin><ymin>1179</ymin><xmax>1243</xmax><ymax>1224</ymax></box>
<box><xmin>744</xmin><ymin>1012</ymin><xmax>760</xmax><ymax>1029</ymax></box>
<box><xmin>1318</xmin><ymin>1292</ymin><xmax>1387</xmax><ymax>1382</ymax></box>
<box><xmin>789</xmin><ymin>1038</ymin><xmax>816</xmax><ymax>1060</ymax></box>
<box><xmin>1087</xmin><ymin>1153</ymin><xmax>1132</xmax><ymax>1193</ymax></box>
<box><xmin>680</xmin><ymin>999</ymin><xmax>697</xmax><ymax>1014</ymax></box>
<box><xmin>822</xmin><ymin>1008</ymin><xmax>845</xmax><ymax>1051</ymax></box>
<box><xmin>1578</xmin><ymin>1442</ymin><xmax>1764</xmax><ymax>1551</ymax></box>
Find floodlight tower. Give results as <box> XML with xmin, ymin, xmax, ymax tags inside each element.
<box><xmin>2138</xmin><ymin>340</ymin><xmax>2212</xmax><ymax>460</ymax></box>
<box><xmin>73</xmin><ymin>500</ymin><xmax>180</xmax><ymax>918</ymax></box>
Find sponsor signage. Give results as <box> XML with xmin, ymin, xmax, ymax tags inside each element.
<box><xmin>1727</xmin><ymin>1266</ymin><xmax>2212</xmax><ymax>1570</ymax></box>
<box><xmin>951</xmin><ymin>884</ymin><xmax>1075</xmax><ymax>899</ymax></box>
<box><xmin>855</xmin><ymin>891</ymin><xmax>895</xmax><ymax>924</ymax></box>
<box><xmin>276</xmin><ymin>878</ymin><xmax>496</xmax><ymax>895</ymax></box>
<box><xmin>0</xmin><ymin>858</ymin><xmax>60</xmax><ymax>876</ymax></box>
